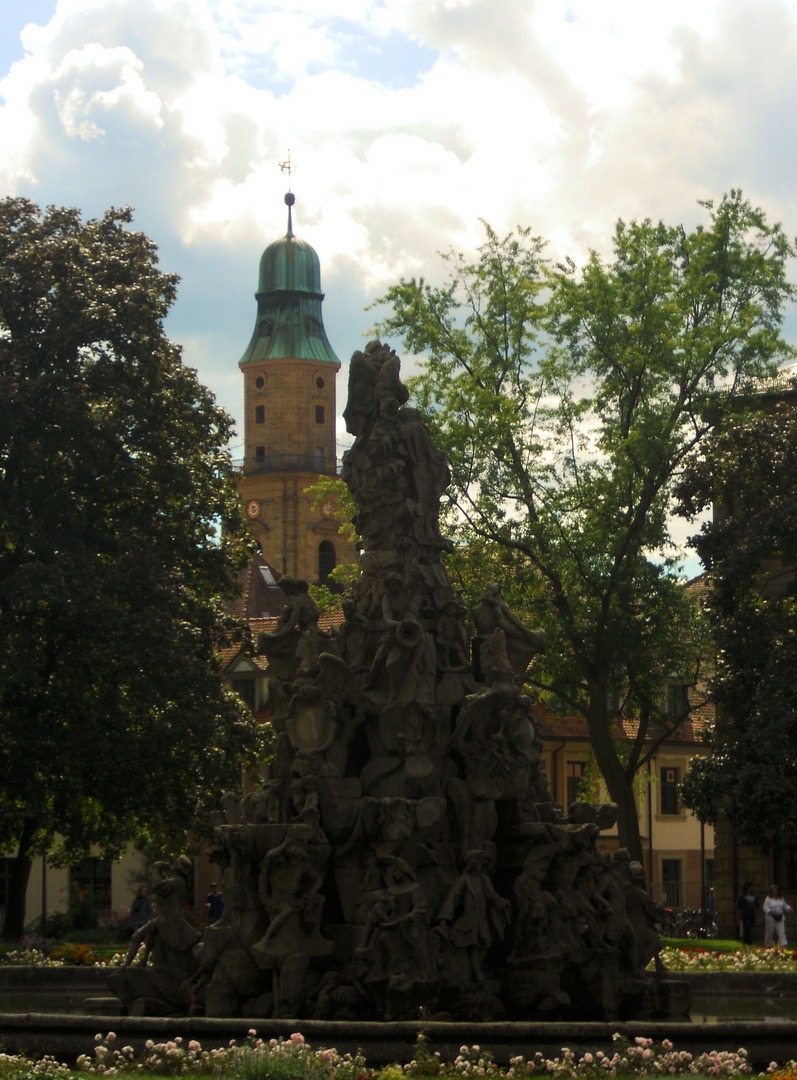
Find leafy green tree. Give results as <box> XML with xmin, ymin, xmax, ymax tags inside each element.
<box><xmin>679</xmin><ymin>402</ymin><xmax>797</xmax><ymax>849</ymax></box>
<box><xmin>372</xmin><ymin>191</ymin><xmax>795</xmax><ymax>860</ymax></box>
<box><xmin>0</xmin><ymin>198</ymin><xmax>263</xmax><ymax>938</ymax></box>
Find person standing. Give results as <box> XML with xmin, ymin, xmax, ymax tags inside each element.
<box><xmin>763</xmin><ymin>884</ymin><xmax>792</xmax><ymax>948</ymax></box>
<box><xmin>736</xmin><ymin>881</ymin><xmax>758</xmax><ymax>945</ymax></box>
<box><xmin>205</xmin><ymin>881</ymin><xmax>224</xmax><ymax>925</ymax></box>
<box><xmin>130</xmin><ymin>885</ymin><xmax>153</xmax><ymax>934</ymax></box>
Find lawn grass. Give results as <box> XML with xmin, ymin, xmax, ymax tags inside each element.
<box><xmin>662</xmin><ymin>937</ymin><xmax>742</xmax><ymax>951</ymax></box>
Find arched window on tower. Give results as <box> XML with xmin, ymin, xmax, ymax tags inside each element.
<box><xmin>318</xmin><ymin>540</ymin><xmax>336</xmax><ymax>584</ymax></box>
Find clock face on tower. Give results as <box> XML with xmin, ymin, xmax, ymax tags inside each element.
<box><xmin>246</xmin><ymin>499</ymin><xmax>261</xmax><ymax>519</ymax></box>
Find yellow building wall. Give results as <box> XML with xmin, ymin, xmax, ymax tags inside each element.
<box><xmin>239</xmin><ymin>355</ymin><xmax>359</xmax><ymax>582</ymax></box>
<box><xmin>2</xmin><ymin>846</ymin><xmax>147</xmax><ymax>934</ymax></box>
<box><xmin>242</xmin><ymin>358</ymin><xmax>338</xmax><ymax>467</ymax></box>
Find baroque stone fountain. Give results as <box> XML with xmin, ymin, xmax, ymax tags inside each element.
<box><xmin>108</xmin><ymin>342</ymin><xmax>669</xmax><ymax>1023</ymax></box>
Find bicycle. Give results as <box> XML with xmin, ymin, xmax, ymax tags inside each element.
<box><xmin>669</xmin><ymin>906</ymin><xmax>719</xmax><ymax>939</ymax></box>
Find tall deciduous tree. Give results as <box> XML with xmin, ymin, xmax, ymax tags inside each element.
<box><xmin>372</xmin><ymin>191</ymin><xmax>796</xmax><ymax>861</ymax></box>
<box><xmin>0</xmin><ymin>198</ymin><xmax>261</xmax><ymax>938</ymax></box>
<box><xmin>679</xmin><ymin>401</ymin><xmax>797</xmax><ymax>849</ymax></box>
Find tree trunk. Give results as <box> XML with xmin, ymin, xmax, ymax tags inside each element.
<box><xmin>586</xmin><ymin>693</ymin><xmax>645</xmax><ymax>864</ymax></box>
<box><xmin>2</xmin><ymin>817</ymin><xmax>37</xmax><ymax>940</ymax></box>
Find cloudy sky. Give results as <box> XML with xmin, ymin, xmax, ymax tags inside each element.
<box><xmin>2</xmin><ymin>0</ymin><xmax>796</xmax><ymax>500</ymax></box>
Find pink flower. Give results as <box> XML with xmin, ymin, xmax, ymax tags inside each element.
<box><xmin>290</xmin><ymin>1034</ymin><xmax>305</xmax><ymax>1046</ymax></box>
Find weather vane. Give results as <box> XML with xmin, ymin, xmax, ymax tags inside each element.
<box><xmin>278</xmin><ymin>150</ymin><xmax>296</xmax><ymax>192</ymax></box>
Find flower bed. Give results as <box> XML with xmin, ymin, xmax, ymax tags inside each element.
<box><xmin>0</xmin><ymin>947</ymin><xmax>127</xmax><ymax>968</ymax></box>
<box><xmin>7</xmin><ymin>945</ymin><xmax>797</xmax><ymax>975</ymax></box>
<box><xmin>0</xmin><ymin>1032</ymin><xmax>794</xmax><ymax>1080</ymax></box>
<box><xmin>660</xmin><ymin>947</ymin><xmax>797</xmax><ymax>973</ymax></box>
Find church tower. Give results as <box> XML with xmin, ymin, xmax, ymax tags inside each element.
<box><xmin>237</xmin><ymin>193</ymin><xmax>356</xmax><ymax>583</ymax></box>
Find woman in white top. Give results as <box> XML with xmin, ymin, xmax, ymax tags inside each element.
<box><xmin>763</xmin><ymin>884</ymin><xmax>792</xmax><ymax>947</ymax></box>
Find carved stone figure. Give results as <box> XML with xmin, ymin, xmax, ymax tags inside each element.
<box><xmin>183</xmin><ymin>853</ymin><xmax>268</xmax><ymax>1017</ymax></box>
<box><xmin>354</xmin><ymin>856</ymin><xmax>439</xmax><ymax>1020</ymax></box>
<box><xmin>335</xmin><ymin>598</ymin><xmax>369</xmax><ymax>670</ymax></box>
<box><xmin>624</xmin><ymin>860</ymin><xmax>667</xmax><ymax>976</ymax></box>
<box><xmin>450</xmin><ymin>685</ymin><xmax>540</xmax><ymax>801</ymax></box>
<box><xmin>257</xmin><ymin>576</ymin><xmax>319</xmax><ymax>679</ymax></box>
<box><xmin>253</xmin><ymin>807</ymin><xmax>333</xmax><ymax>968</ymax></box>
<box><xmin>107</xmin><ymin>856</ymin><xmax>199</xmax><ymax>1015</ymax></box>
<box><xmin>435</xmin><ymin>849</ymin><xmax>511</xmax><ymax>986</ymax></box>
<box><xmin>472</xmin><ymin>583</ymin><xmax>546</xmax><ymax>686</ymax></box>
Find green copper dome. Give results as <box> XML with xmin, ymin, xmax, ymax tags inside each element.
<box><xmin>239</xmin><ymin>194</ymin><xmax>340</xmax><ymax>367</ymax></box>
<box><xmin>257</xmin><ymin>215</ymin><xmax>322</xmax><ymax>295</ymax></box>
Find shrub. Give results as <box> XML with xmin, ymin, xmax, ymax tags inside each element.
<box><xmin>19</xmin><ymin>934</ymin><xmax>57</xmax><ymax>956</ymax></box>
<box><xmin>49</xmin><ymin>944</ymin><xmax>98</xmax><ymax>966</ymax></box>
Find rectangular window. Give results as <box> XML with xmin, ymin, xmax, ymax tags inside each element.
<box><xmin>255</xmin><ymin>405</ymin><xmax>265</xmax><ymax>424</ymax></box>
<box><xmin>566</xmin><ymin>761</ymin><xmax>584</xmax><ymax>808</ymax></box>
<box><xmin>315</xmin><ymin>405</ymin><xmax>325</xmax><ymax>424</ymax></box>
<box><xmin>255</xmin><ymin>445</ymin><xmax>265</xmax><ymax>462</ymax></box>
<box><xmin>660</xmin><ymin>766</ymin><xmax>680</xmax><ymax>815</ymax></box>
<box><xmin>661</xmin><ymin>858</ymin><xmax>682</xmax><ymax>907</ymax></box>
<box><xmin>315</xmin><ymin>446</ymin><xmax>325</xmax><ymax>471</ymax></box>
<box><xmin>69</xmin><ymin>857</ymin><xmax>112</xmax><ymax>912</ymax></box>
<box><xmin>231</xmin><ymin>678</ymin><xmax>256</xmax><ymax>713</ymax></box>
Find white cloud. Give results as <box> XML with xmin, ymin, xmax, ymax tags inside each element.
<box><xmin>51</xmin><ymin>43</ymin><xmax>163</xmax><ymax>139</ymax></box>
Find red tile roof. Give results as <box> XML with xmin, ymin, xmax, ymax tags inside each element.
<box><xmin>224</xmin><ymin>554</ymin><xmax>288</xmax><ymax>620</ymax></box>
<box><xmin>531</xmin><ymin>692</ymin><xmax>713</xmax><ymax>747</ymax></box>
